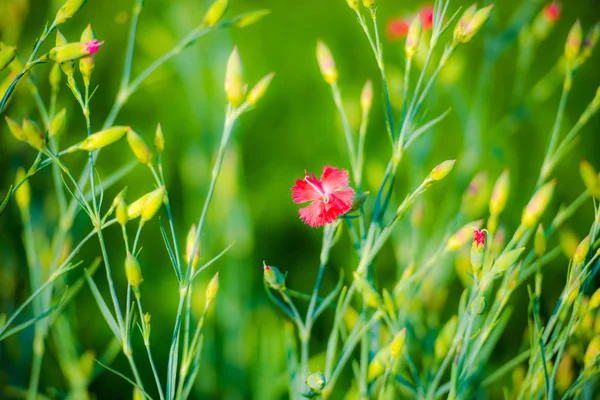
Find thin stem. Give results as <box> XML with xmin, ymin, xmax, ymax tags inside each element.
<box><xmin>330</xmin><ymin>82</ymin><xmax>357</xmax><ymax>176</ymax></box>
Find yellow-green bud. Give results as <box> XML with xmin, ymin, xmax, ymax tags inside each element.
<box><xmin>573</xmin><ymin>235</ymin><xmax>590</xmax><ymax>265</ymax></box>
<box><xmin>22</xmin><ymin>118</ymin><xmax>46</xmax><ymax>151</ymax></box>
<box><xmin>435</xmin><ymin>316</ymin><xmax>458</xmax><ymax>359</ymax></box>
<box><xmin>494</xmin><ymin>248</ymin><xmax>525</xmax><ymax>273</ymax></box>
<box><xmin>362</xmin><ymin>0</ymin><xmax>376</xmax><ymax>9</ymax></box>
<box><xmin>316</xmin><ymin>41</ymin><xmax>338</xmax><ymax>85</ymax></box>
<box><xmin>446</xmin><ymin>219</ymin><xmax>483</xmax><ymax>251</ymax></box>
<box><xmin>154</xmin><ymin>124</ymin><xmax>165</xmax><ymax>155</ymax></box>
<box><xmin>353</xmin><ymin>271</ymin><xmax>381</xmax><ymax>308</ymax></box>
<box><xmin>429</xmin><ymin>159</ymin><xmax>456</xmax><ymax>181</ymax></box>
<box><xmin>15</xmin><ymin>168</ymin><xmax>30</xmax><ymax>213</ymax></box>
<box><xmin>186</xmin><ymin>224</ymin><xmax>200</xmax><ymax>272</ymax></box>
<box><xmin>306</xmin><ymin>372</ymin><xmax>326</xmax><ymax>392</ymax></box>
<box><xmin>203</xmin><ymin>0</ymin><xmax>229</xmax><ymax>28</ymax></box>
<box><xmin>55</xmin><ymin>31</ymin><xmax>74</xmax><ymax>76</ymax></box>
<box><xmin>127</xmin><ymin>128</ymin><xmax>152</xmax><ymax>164</ymax></box>
<box><xmin>367</xmin><ymin>346</ymin><xmax>389</xmax><ymax>381</ymax></box>
<box><xmin>75</xmin><ymin>126</ymin><xmax>128</xmax><ymax>151</ymax></box>
<box><xmin>263</xmin><ymin>263</ymin><xmax>286</xmax><ymax>291</ymax></box>
<box><xmin>49</xmin><ymin>108</ymin><xmax>67</xmax><ymax>138</ymax></box>
<box><xmin>584</xmin><ymin>336</ymin><xmax>600</xmax><ymax>369</ymax></box>
<box><xmin>141</xmin><ymin>186</ymin><xmax>165</xmax><ymax>222</ymax></box>
<box><xmin>79</xmin><ymin>24</ymin><xmax>96</xmax><ymax>86</ymax></box>
<box><xmin>5</xmin><ymin>117</ymin><xmax>25</xmax><ymax>141</ymax></box>
<box><xmin>232</xmin><ymin>10</ymin><xmax>271</xmax><ymax>28</ymax></box>
<box><xmin>50</xmin><ymin>63</ymin><xmax>62</xmax><ymax>87</ymax></box>
<box><xmin>116</xmin><ymin>197</ymin><xmax>128</xmax><ymax>226</ymax></box>
<box><xmin>224</xmin><ymin>46</ymin><xmax>244</xmax><ymax>108</ymax></box>
<box><xmin>125</xmin><ymin>252</ymin><xmax>143</xmax><ymax>288</ymax></box>
<box><xmin>55</xmin><ymin>0</ymin><xmax>87</xmax><ymax>25</ymax></box>
<box><xmin>0</xmin><ymin>43</ymin><xmax>17</xmax><ymax>72</ymax></box>
<box><xmin>454</xmin><ymin>4</ymin><xmax>493</xmax><ymax>44</ymax></box>
<box><xmin>389</xmin><ymin>328</ymin><xmax>406</xmax><ymax>358</ymax></box>
<box><xmin>490</xmin><ymin>169</ymin><xmax>510</xmax><ymax>215</ymax></box>
<box><xmin>247</xmin><ymin>72</ymin><xmax>275</xmax><ymax>106</ymax></box>
<box><xmin>206</xmin><ymin>272</ymin><xmax>220</xmax><ymax>303</ymax></box>
<box><xmin>133</xmin><ymin>387</ymin><xmax>144</xmax><ymax>400</ymax></box>
<box><xmin>49</xmin><ymin>40</ymin><xmax>103</xmax><ymax>64</ymax></box>
<box><xmin>580</xmin><ymin>160</ymin><xmax>600</xmax><ymax>198</ymax></box>
<box><xmin>405</xmin><ymin>16</ymin><xmax>422</xmax><ymax>59</ymax></box>
<box><xmin>470</xmin><ymin>296</ymin><xmax>486</xmax><ymax>315</ymax></box>
<box><xmin>534</xmin><ymin>224</ymin><xmax>546</xmax><ymax>257</ymax></box>
<box><xmin>360</xmin><ymin>79</ymin><xmax>373</xmax><ymax>114</ymax></box>
<box><xmin>470</xmin><ymin>233</ymin><xmax>486</xmax><ymax>273</ymax></box>
<box><xmin>522</xmin><ymin>180</ymin><xmax>555</xmax><ymax>228</ymax></box>
<box><xmin>579</xmin><ymin>23</ymin><xmax>600</xmax><ymax>65</ymax></box>
<box><xmin>346</xmin><ymin>0</ymin><xmax>359</xmax><ymax>11</ymax></box>
<box><xmin>589</xmin><ymin>288</ymin><xmax>600</xmax><ymax>310</ymax></box>
<box><xmin>565</xmin><ymin>20</ymin><xmax>582</xmax><ymax>67</ymax></box>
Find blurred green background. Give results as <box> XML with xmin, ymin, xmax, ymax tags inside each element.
<box><xmin>1</xmin><ymin>0</ymin><xmax>600</xmax><ymax>398</ymax></box>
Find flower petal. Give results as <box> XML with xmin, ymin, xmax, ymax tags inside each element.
<box><xmin>291</xmin><ymin>173</ymin><xmax>323</xmax><ymax>204</ymax></box>
<box><xmin>299</xmin><ymin>200</ymin><xmax>330</xmax><ymax>227</ymax></box>
<box><xmin>321</xmin><ymin>165</ymin><xmax>350</xmax><ymax>193</ymax></box>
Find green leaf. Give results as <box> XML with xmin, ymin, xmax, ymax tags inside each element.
<box><xmin>85</xmin><ymin>269</ymin><xmax>122</xmax><ymax>341</ymax></box>
<box><xmin>94</xmin><ymin>359</ymin><xmax>154</xmax><ymax>400</ymax></box>
<box><xmin>191</xmin><ymin>241</ymin><xmax>236</xmax><ymax>281</ymax></box>
<box><xmin>0</xmin><ymin>185</ymin><xmax>13</xmax><ymax>215</ymax></box>
<box><xmin>159</xmin><ymin>217</ymin><xmax>180</xmax><ymax>282</ymax></box>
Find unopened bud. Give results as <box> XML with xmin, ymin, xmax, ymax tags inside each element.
<box><xmin>565</xmin><ymin>20</ymin><xmax>582</xmax><ymax>67</ymax></box>
<box><xmin>232</xmin><ymin>10</ymin><xmax>271</xmax><ymax>28</ymax></box>
<box><xmin>15</xmin><ymin>168</ymin><xmax>30</xmax><ymax>213</ymax></box>
<box><xmin>580</xmin><ymin>160</ymin><xmax>600</xmax><ymax>198</ymax></box>
<box><xmin>535</xmin><ymin>224</ymin><xmax>546</xmax><ymax>257</ymax></box>
<box><xmin>154</xmin><ymin>124</ymin><xmax>165</xmax><ymax>155</ymax></box>
<box><xmin>362</xmin><ymin>0</ymin><xmax>376</xmax><ymax>10</ymax></box>
<box><xmin>225</xmin><ymin>46</ymin><xmax>244</xmax><ymax>107</ymax></box>
<box><xmin>263</xmin><ymin>263</ymin><xmax>286</xmax><ymax>291</ymax></box>
<box><xmin>54</xmin><ymin>0</ymin><xmax>86</xmax><ymax>25</ymax></box>
<box><xmin>405</xmin><ymin>16</ymin><xmax>422</xmax><ymax>59</ymax></box>
<box><xmin>79</xmin><ymin>25</ymin><xmax>96</xmax><ymax>86</ymax></box>
<box><xmin>49</xmin><ymin>39</ymin><xmax>103</xmax><ymax>64</ymax></box>
<box><xmin>22</xmin><ymin>118</ymin><xmax>46</xmax><ymax>151</ymax></box>
<box><xmin>367</xmin><ymin>347</ymin><xmax>389</xmax><ymax>381</ymax></box>
<box><xmin>55</xmin><ymin>31</ymin><xmax>74</xmax><ymax>76</ymax></box>
<box><xmin>206</xmin><ymin>272</ymin><xmax>220</xmax><ymax>303</ymax></box>
<box><xmin>50</xmin><ymin>63</ymin><xmax>62</xmax><ymax>87</ymax></box>
<box><xmin>346</xmin><ymin>0</ymin><xmax>359</xmax><ymax>10</ymax></box>
<box><xmin>490</xmin><ymin>170</ymin><xmax>510</xmax><ymax>215</ymax></box>
<box><xmin>349</xmin><ymin>191</ymin><xmax>369</xmax><ymax>213</ymax></box>
<box><xmin>389</xmin><ymin>328</ymin><xmax>406</xmax><ymax>358</ymax></box>
<box><xmin>133</xmin><ymin>387</ymin><xmax>144</xmax><ymax>400</ymax></box>
<box><xmin>429</xmin><ymin>159</ymin><xmax>456</xmax><ymax>181</ymax></box>
<box><xmin>461</xmin><ymin>171</ymin><xmax>491</xmax><ymax>218</ymax></box>
<box><xmin>116</xmin><ymin>197</ymin><xmax>128</xmax><ymax>225</ymax></box>
<box><xmin>360</xmin><ymin>79</ymin><xmax>373</xmax><ymax>113</ymax></box>
<box><xmin>573</xmin><ymin>235</ymin><xmax>590</xmax><ymax>265</ymax></box>
<box><xmin>579</xmin><ymin>23</ymin><xmax>600</xmax><ymax>65</ymax></box>
<box><xmin>73</xmin><ymin>126</ymin><xmax>128</xmax><ymax>152</ymax></box>
<box><xmin>0</xmin><ymin>43</ymin><xmax>17</xmax><ymax>71</ymax></box>
<box><xmin>447</xmin><ymin>219</ymin><xmax>484</xmax><ymax>251</ymax></box>
<box><xmin>186</xmin><ymin>224</ymin><xmax>200</xmax><ymax>272</ymax></box>
<box><xmin>470</xmin><ymin>228</ymin><xmax>487</xmax><ymax>272</ymax></box>
<box><xmin>584</xmin><ymin>336</ymin><xmax>600</xmax><ymax>369</ymax></box>
<box><xmin>5</xmin><ymin>117</ymin><xmax>24</xmax><ymax>141</ymax></box>
<box><xmin>306</xmin><ymin>372</ymin><xmax>326</xmax><ymax>392</ymax></box>
<box><xmin>522</xmin><ymin>180</ymin><xmax>555</xmax><ymax>228</ymax></box>
<box><xmin>454</xmin><ymin>4</ymin><xmax>494</xmax><ymax>44</ymax></box>
<box><xmin>532</xmin><ymin>2</ymin><xmax>560</xmax><ymax>40</ymax></box>
<box><xmin>127</xmin><ymin>128</ymin><xmax>152</xmax><ymax>164</ymax></box>
<box><xmin>247</xmin><ymin>72</ymin><xmax>275</xmax><ymax>106</ymax></box>
<box><xmin>49</xmin><ymin>108</ymin><xmax>67</xmax><ymax>138</ymax></box>
<box><xmin>494</xmin><ymin>248</ymin><xmax>525</xmax><ymax>273</ymax></box>
<box><xmin>203</xmin><ymin>0</ymin><xmax>229</xmax><ymax>28</ymax></box>
<box><xmin>589</xmin><ymin>288</ymin><xmax>600</xmax><ymax>310</ymax></box>
<box><xmin>141</xmin><ymin>186</ymin><xmax>165</xmax><ymax>222</ymax></box>
<box><xmin>470</xmin><ymin>296</ymin><xmax>486</xmax><ymax>314</ymax></box>
<box><xmin>316</xmin><ymin>41</ymin><xmax>338</xmax><ymax>85</ymax></box>
<box><xmin>353</xmin><ymin>271</ymin><xmax>381</xmax><ymax>308</ymax></box>
<box><xmin>125</xmin><ymin>252</ymin><xmax>143</xmax><ymax>288</ymax></box>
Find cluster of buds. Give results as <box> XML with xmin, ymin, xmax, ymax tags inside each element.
<box><xmin>127</xmin><ymin>187</ymin><xmax>165</xmax><ymax>224</ymax></box>
<box><xmin>453</xmin><ymin>4</ymin><xmax>494</xmax><ymax>45</ymax></box>
<box><xmin>521</xmin><ymin>180</ymin><xmax>555</xmax><ymax>228</ymax></box>
<box><xmin>263</xmin><ymin>262</ymin><xmax>286</xmax><ymax>291</ymax></box>
<box><xmin>316</xmin><ymin>41</ymin><xmax>338</xmax><ymax>86</ymax></box>
<box><xmin>0</xmin><ymin>42</ymin><xmax>17</xmax><ymax>72</ymax></box>
<box><xmin>225</xmin><ymin>47</ymin><xmax>274</xmax><ymax>108</ymax></box>
<box><xmin>5</xmin><ymin>117</ymin><xmax>46</xmax><ymax>151</ymax></box>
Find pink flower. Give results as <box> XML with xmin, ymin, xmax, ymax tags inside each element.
<box><xmin>419</xmin><ymin>5</ymin><xmax>434</xmax><ymax>30</ymax></box>
<box><xmin>84</xmin><ymin>39</ymin><xmax>104</xmax><ymax>55</ymax></box>
<box><xmin>473</xmin><ymin>228</ymin><xmax>487</xmax><ymax>247</ymax></box>
<box><xmin>543</xmin><ymin>2</ymin><xmax>561</xmax><ymax>23</ymax></box>
<box><xmin>291</xmin><ymin>165</ymin><xmax>355</xmax><ymax>228</ymax></box>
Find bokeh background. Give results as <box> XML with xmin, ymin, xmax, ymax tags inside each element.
<box><xmin>1</xmin><ymin>0</ymin><xmax>600</xmax><ymax>398</ymax></box>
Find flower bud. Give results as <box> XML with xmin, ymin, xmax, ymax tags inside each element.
<box><xmin>589</xmin><ymin>288</ymin><xmax>600</xmax><ymax>310</ymax></box>
<box><xmin>205</xmin><ymin>272</ymin><xmax>219</xmax><ymax>303</ymax></box>
<box><xmin>79</xmin><ymin>25</ymin><xmax>96</xmax><ymax>86</ymax></box>
<box><xmin>116</xmin><ymin>197</ymin><xmax>128</xmax><ymax>226</ymax></box>
<box><xmin>522</xmin><ymin>180</ymin><xmax>555</xmax><ymax>228</ymax></box>
<box><xmin>360</xmin><ymin>79</ymin><xmax>373</xmax><ymax>114</ymax></box>
<box><xmin>203</xmin><ymin>0</ymin><xmax>229</xmax><ymax>28</ymax></box>
<box><xmin>154</xmin><ymin>124</ymin><xmax>165</xmax><ymax>155</ymax></box>
<box><xmin>389</xmin><ymin>328</ymin><xmax>406</xmax><ymax>358</ymax></box>
<box><xmin>49</xmin><ymin>108</ymin><xmax>67</xmax><ymax>138</ymax></box>
<box><xmin>0</xmin><ymin>43</ymin><xmax>17</xmax><ymax>72</ymax></box>
<box><xmin>494</xmin><ymin>248</ymin><xmax>525</xmax><ymax>273</ymax></box>
<box><xmin>532</xmin><ymin>2</ymin><xmax>560</xmax><ymax>40</ymax></box>
<box><xmin>49</xmin><ymin>39</ymin><xmax>104</xmax><ymax>64</ymax></box>
<box><xmin>362</xmin><ymin>0</ymin><xmax>376</xmax><ymax>9</ymax></box>
<box><xmin>565</xmin><ymin>20</ymin><xmax>582</xmax><ymax>67</ymax></box>
<box><xmin>542</xmin><ymin>2</ymin><xmax>561</xmax><ymax>23</ymax></box>
<box><xmin>580</xmin><ymin>160</ymin><xmax>600</xmax><ymax>198</ymax></box>
<box><xmin>349</xmin><ymin>191</ymin><xmax>369</xmax><ymax>213</ymax></box>
<box><xmin>584</xmin><ymin>336</ymin><xmax>600</xmax><ymax>369</ymax></box>
<box><xmin>50</xmin><ymin>63</ymin><xmax>62</xmax><ymax>87</ymax></box>
<box><xmin>74</xmin><ymin>126</ymin><xmax>128</xmax><ymax>151</ymax></box>
<box><xmin>346</xmin><ymin>0</ymin><xmax>359</xmax><ymax>10</ymax></box>
<box><xmin>446</xmin><ymin>219</ymin><xmax>484</xmax><ymax>251</ymax></box>
<box><xmin>434</xmin><ymin>316</ymin><xmax>458</xmax><ymax>359</ymax></box>
<box><xmin>15</xmin><ymin>168</ymin><xmax>30</xmax><ymax>213</ymax></box>
<box><xmin>429</xmin><ymin>159</ymin><xmax>456</xmax><ymax>181</ymax></box>
<box><xmin>454</xmin><ymin>4</ymin><xmax>493</xmax><ymax>45</ymax></box>
<box><xmin>5</xmin><ymin>116</ymin><xmax>25</xmax><ymax>141</ymax></box>
<box><xmin>133</xmin><ymin>387</ymin><xmax>144</xmax><ymax>400</ymax></box>
<box><xmin>125</xmin><ymin>252</ymin><xmax>143</xmax><ymax>288</ymax></box>
<box><xmin>489</xmin><ymin>170</ymin><xmax>510</xmax><ymax>216</ymax></box>
<box><xmin>367</xmin><ymin>347</ymin><xmax>389</xmax><ymax>381</ymax></box>
<box><xmin>232</xmin><ymin>9</ymin><xmax>271</xmax><ymax>28</ymax></box>
<box><xmin>306</xmin><ymin>372</ymin><xmax>326</xmax><ymax>392</ymax></box>
<box><xmin>54</xmin><ymin>0</ymin><xmax>86</xmax><ymax>25</ymax></box>
<box><xmin>470</xmin><ymin>296</ymin><xmax>486</xmax><ymax>315</ymax></box>
<box><xmin>316</xmin><ymin>41</ymin><xmax>338</xmax><ymax>85</ymax></box>
<box><xmin>126</xmin><ymin>128</ymin><xmax>152</xmax><ymax>164</ymax></box>
<box><xmin>405</xmin><ymin>16</ymin><xmax>422</xmax><ymax>59</ymax></box>
<box><xmin>225</xmin><ymin>46</ymin><xmax>244</xmax><ymax>107</ymax></box>
<box><xmin>22</xmin><ymin>118</ymin><xmax>46</xmax><ymax>151</ymax></box>
<box><xmin>263</xmin><ymin>263</ymin><xmax>286</xmax><ymax>291</ymax></box>
<box><xmin>573</xmin><ymin>235</ymin><xmax>590</xmax><ymax>265</ymax></box>
<box><xmin>578</xmin><ymin>23</ymin><xmax>599</xmax><ymax>65</ymax></box>
<box><xmin>141</xmin><ymin>186</ymin><xmax>165</xmax><ymax>222</ymax></box>
<box><xmin>353</xmin><ymin>271</ymin><xmax>381</xmax><ymax>308</ymax></box>
<box><xmin>534</xmin><ymin>224</ymin><xmax>546</xmax><ymax>257</ymax></box>
<box><xmin>470</xmin><ymin>228</ymin><xmax>487</xmax><ymax>273</ymax></box>
<box><xmin>55</xmin><ymin>31</ymin><xmax>74</xmax><ymax>76</ymax></box>
<box><xmin>186</xmin><ymin>224</ymin><xmax>200</xmax><ymax>272</ymax></box>
<box><xmin>247</xmin><ymin>72</ymin><xmax>275</xmax><ymax>106</ymax></box>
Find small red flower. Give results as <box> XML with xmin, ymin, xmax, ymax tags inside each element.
<box><xmin>473</xmin><ymin>228</ymin><xmax>487</xmax><ymax>247</ymax></box>
<box><xmin>543</xmin><ymin>2</ymin><xmax>561</xmax><ymax>23</ymax></box>
<box><xmin>291</xmin><ymin>165</ymin><xmax>355</xmax><ymax>228</ymax></box>
<box><xmin>387</xmin><ymin>18</ymin><xmax>411</xmax><ymax>41</ymax></box>
<box><xmin>420</xmin><ymin>5</ymin><xmax>434</xmax><ymax>30</ymax></box>
<box><xmin>84</xmin><ymin>39</ymin><xmax>104</xmax><ymax>55</ymax></box>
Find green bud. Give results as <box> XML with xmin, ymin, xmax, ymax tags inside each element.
<box><xmin>360</xmin><ymin>79</ymin><xmax>373</xmax><ymax>114</ymax></box>
<box><xmin>116</xmin><ymin>197</ymin><xmax>128</xmax><ymax>226</ymax></box>
<box><xmin>522</xmin><ymin>180</ymin><xmax>555</xmax><ymax>228</ymax></box>
<box><xmin>49</xmin><ymin>108</ymin><xmax>67</xmax><ymax>138</ymax></box>
<box><xmin>232</xmin><ymin>10</ymin><xmax>271</xmax><ymax>28</ymax></box>
<box><xmin>435</xmin><ymin>316</ymin><xmax>458</xmax><ymax>359</ymax></box>
<box><xmin>470</xmin><ymin>296</ymin><xmax>486</xmax><ymax>315</ymax></box>
<box><xmin>494</xmin><ymin>248</ymin><xmax>525</xmax><ymax>273</ymax></box>
<box><xmin>50</xmin><ymin>62</ymin><xmax>62</xmax><ymax>87</ymax></box>
<box><xmin>5</xmin><ymin>116</ymin><xmax>25</xmax><ymax>141</ymax></box>
<box><xmin>263</xmin><ymin>263</ymin><xmax>286</xmax><ymax>291</ymax></box>
<box><xmin>0</xmin><ymin>43</ymin><xmax>17</xmax><ymax>72</ymax></box>
<box><xmin>446</xmin><ymin>219</ymin><xmax>483</xmax><ymax>251</ymax></box>
<box><xmin>389</xmin><ymin>328</ymin><xmax>406</xmax><ymax>358</ymax></box>
<box><xmin>353</xmin><ymin>271</ymin><xmax>381</xmax><ymax>308</ymax></box>
<box><xmin>155</xmin><ymin>123</ymin><xmax>165</xmax><ymax>155</ymax></box>
<box><xmin>573</xmin><ymin>235</ymin><xmax>590</xmax><ymax>265</ymax></box>
<box><xmin>225</xmin><ymin>46</ymin><xmax>245</xmax><ymax>107</ymax></box>
<box><xmin>127</xmin><ymin>128</ymin><xmax>152</xmax><ymax>164</ymax></box>
<box><xmin>565</xmin><ymin>20</ymin><xmax>582</xmax><ymax>67</ymax></box>
<box><xmin>55</xmin><ymin>0</ymin><xmax>87</xmax><ymax>25</ymax></box>
<box><xmin>489</xmin><ymin>169</ymin><xmax>510</xmax><ymax>216</ymax></box>
<box><xmin>247</xmin><ymin>72</ymin><xmax>275</xmax><ymax>106</ymax></box>
<box><xmin>362</xmin><ymin>0</ymin><xmax>376</xmax><ymax>9</ymax></box>
<box><xmin>405</xmin><ymin>16</ymin><xmax>422</xmax><ymax>59</ymax></box>
<box><xmin>140</xmin><ymin>186</ymin><xmax>165</xmax><ymax>222</ymax></box>
<box><xmin>203</xmin><ymin>0</ymin><xmax>229</xmax><ymax>28</ymax></box>
<box><xmin>125</xmin><ymin>252</ymin><xmax>143</xmax><ymax>288</ymax></box>
<box><xmin>206</xmin><ymin>272</ymin><xmax>220</xmax><ymax>303</ymax></box>
<box><xmin>534</xmin><ymin>224</ymin><xmax>546</xmax><ymax>258</ymax></box>
<box><xmin>73</xmin><ymin>126</ymin><xmax>128</xmax><ymax>152</ymax></box>
<box><xmin>306</xmin><ymin>372</ymin><xmax>326</xmax><ymax>392</ymax></box>
<box><xmin>22</xmin><ymin>118</ymin><xmax>46</xmax><ymax>151</ymax></box>
<box><xmin>429</xmin><ymin>159</ymin><xmax>456</xmax><ymax>181</ymax></box>
<box><xmin>316</xmin><ymin>41</ymin><xmax>338</xmax><ymax>85</ymax></box>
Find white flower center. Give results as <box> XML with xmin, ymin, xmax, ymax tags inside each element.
<box><xmin>304</xmin><ymin>176</ymin><xmax>330</xmax><ymax>204</ymax></box>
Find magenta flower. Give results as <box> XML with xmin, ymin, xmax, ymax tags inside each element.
<box><xmin>84</xmin><ymin>39</ymin><xmax>104</xmax><ymax>55</ymax></box>
<box><xmin>473</xmin><ymin>228</ymin><xmax>487</xmax><ymax>247</ymax></box>
<box><xmin>291</xmin><ymin>165</ymin><xmax>355</xmax><ymax>228</ymax></box>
